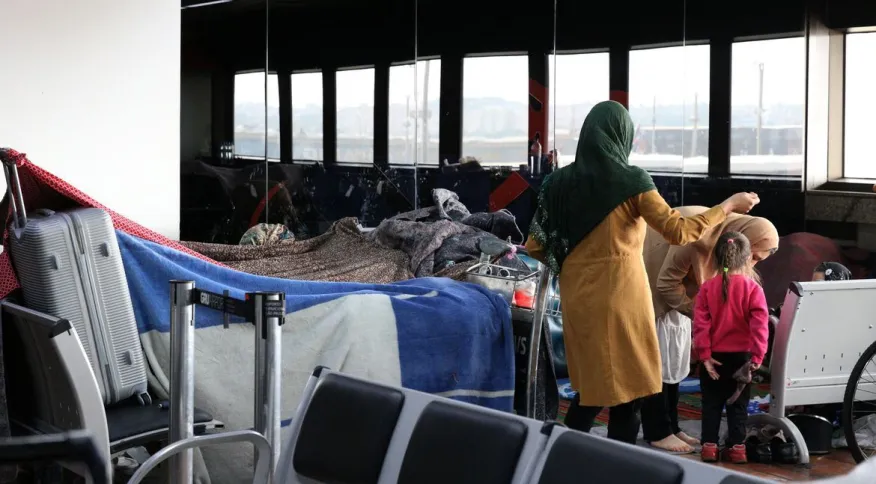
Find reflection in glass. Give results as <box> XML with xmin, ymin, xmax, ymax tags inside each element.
<box><xmin>845</xmin><ymin>33</ymin><xmax>876</xmax><ymax>179</ymax></box>
<box><xmin>548</xmin><ymin>52</ymin><xmax>609</xmax><ymax>168</ymax></box>
<box><xmin>629</xmin><ymin>45</ymin><xmax>710</xmax><ymax>173</ymax></box>
<box><xmin>730</xmin><ymin>37</ymin><xmax>805</xmax><ymax>177</ymax></box>
<box><xmin>462</xmin><ymin>55</ymin><xmax>529</xmax><ymax>166</ymax></box>
<box><xmin>389</xmin><ymin>59</ymin><xmax>442</xmax><ymax>165</ymax></box>
<box><xmin>233</xmin><ymin>72</ymin><xmax>280</xmax><ymax>159</ymax></box>
<box><xmin>336</xmin><ymin>67</ymin><xmax>375</xmax><ymax>163</ymax></box>
<box><xmin>291</xmin><ymin>71</ymin><xmax>324</xmax><ymax>161</ymax></box>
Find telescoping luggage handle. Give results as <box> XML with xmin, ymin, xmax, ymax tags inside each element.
<box><xmin>167</xmin><ymin>281</ymin><xmax>285</xmax><ymax>484</ymax></box>
<box><xmin>2</xmin><ymin>161</ymin><xmax>28</xmax><ymax>230</ymax></box>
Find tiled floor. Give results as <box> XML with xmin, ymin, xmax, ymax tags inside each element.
<box><xmin>678</xmin><ymin>450</ymin><xmax>858</xmax><ymax>481</ymax></box>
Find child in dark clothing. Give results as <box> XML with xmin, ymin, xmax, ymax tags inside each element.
<box><xmin>811</xmin><ymin>261</ymin><xmax>852</xmax><ymax>282</ymax></box>
<box><xmin>693</xmin><ymin>231</ymin><xmax>770</xmax><ymax>464</ymax></box>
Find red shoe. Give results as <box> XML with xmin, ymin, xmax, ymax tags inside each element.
<box><xmin>701</xmin><ymin>443</ymin><xmax>719</xmax><ymax>462</ymax></box>
<box><xmin>722</xmin><ymin>444</ymin><xmax>748</xmax><ymax>464</ymax></box>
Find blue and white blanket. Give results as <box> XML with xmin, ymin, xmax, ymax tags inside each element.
<box><xmin>117</xmin><ymin>231</ymin><xmax>514</xmax><ymax>481</ymax></box>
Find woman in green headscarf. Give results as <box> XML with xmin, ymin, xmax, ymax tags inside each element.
<box><xmin>525</xmin><ymin>101</ymin><xmax>759</xmax><ymax>444</ymax></box>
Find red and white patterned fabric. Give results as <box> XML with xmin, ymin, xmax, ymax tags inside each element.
<box><xmin>0</xmin><ymin>148</ymin><xmax>223</xmax><ymax>299</ymax></box>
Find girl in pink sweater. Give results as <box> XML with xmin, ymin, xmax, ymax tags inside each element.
<box><xmin>693</xmin><ymin>231</ymin><xmax>770</xmax><ymax>464</ymax></box>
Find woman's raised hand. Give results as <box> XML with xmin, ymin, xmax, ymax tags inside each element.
<box><xmin>721</xmin><ymin>192</ymin><xmax>760</xmax><ymax>215</ymax></box>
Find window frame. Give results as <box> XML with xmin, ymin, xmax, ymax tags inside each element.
<box><xmin>334</xmin><ymin>65</ymin><xmax>377</xmax><ymax>166</ymax></box>
<box><xmin>805</xmin><ymin>27</ymin><xmax>858</xmax><ymax>190</ymax></box>
<box><xmin>460</xmin><ymin>52</ymin><xmax>530</xmax><ymax>167</ymax></box>
<box><xmin>839</xmin><ymin>30</ymin><xmax>876</xmax><ymax>182</ymax></box>
<box><xmin>627</xmin><ymin>41</ymin><xmax>712</xmax><ymax>175</ymax></box>
<box><xmin>232</xmin><ymin>70</ymin><xmax>282</xmax><ymax>162</ymax></box>
<box><xmin>387</xmin><ymin>57</ymin><xmax>442</xmax><ymax>167</ymax></box>
<box><xmin>726</xmin><ymin>35</ymin><xmax>807</xmax><ymax>178</ymax></box>
<box><xmin>289</xmin><ymin>69</ymin><xmax>325</xmax><ymax>165</ymax></box>
<box><xmin>222</xmin><ymin>33</ymin><xmax>865</xmax><ymax>187</ymax></box>
<box><xmin>548</xmin><ymin>50</ymin><xmax>610</xmax><ymax>169</ymax></box>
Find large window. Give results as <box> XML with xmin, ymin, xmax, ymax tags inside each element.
<box><xmin>549</xmin><ymin>52</ymin><xmax>609</xmax><ymax>168</ymax></box>
<box><xmin>388</xmin><ymin>59</ymin><xmax>441</xmax><ymax>165</ymax></box>
<box><xmin>291</xmin><ymin>71</ymin><xmax>323</xmax><ymax>161</ymax></box>
<box><xmin>462</xmin><ymin>55</ymin><xmax>529</xmax><ymax>166</ymax></box>
<box><xmin>845</xmin><ymin>32</ymin><xmax>876</xmax><ymax>179</ymax></box>
<box><xmin>629</xmin><ymin>45</ymin><xmax>710</xmax><ymax>173</ymax></box>
<box><xmin>233</xmin><ymin>72</ymin><xmax>280</xmax><ymax>159</ymax></box>
<box><xmin>730</xmin><ymin>37</ymin><xmax>805</xmax><ymax>176</ymax></box>
<box><xmin>336</xmin><ymin>67</ymin><xmax>375</xmax><ymax>163</ymax></box>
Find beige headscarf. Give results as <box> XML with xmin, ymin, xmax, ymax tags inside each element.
<box><xmin>644</xmin><ymin>207</ymin><xmax>779</xmax><ymax>319</ymax></box>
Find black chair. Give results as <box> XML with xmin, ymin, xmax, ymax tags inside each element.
<box><xmin>105</xmin><ymin>398</ymin><xmax>218</xmax><ymax>454</ymax></box>
<box><xmin>290</xmin><ymin>370</ymin><xmax>405</xmax><ymax>484</ymax></box>
<box><xmin>1</xmin><ymin>298</ymin><xmax>222</xmax><ymax>469</ymax></box>
<box><xmin>534</xmin><ymin>429</ymin><xmax>685</xmax><ymax>484</ymax></box>
<box><xmin>276</xmin><ymin>367</ymin><xmax>765</xmax><ymax>484</ymax></box>
<box><xmin>0</xmin><ymin>430</ymin><xmax>110</xmax><ymax>484</ymax></box>
<box><xmin>720</xmin><ymin>476</ymin><xmax>767</xmax><ymax>484</ymax></box>
<box><xmin>397</xmin><ymin>399</ymin><xmax>529</xmax><ymax>484</ymax></box>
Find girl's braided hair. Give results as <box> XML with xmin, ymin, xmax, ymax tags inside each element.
<box><xmin>714</xmin><ymin>231</ymin><xmax>753</xmax><ymax>302</ymax></box>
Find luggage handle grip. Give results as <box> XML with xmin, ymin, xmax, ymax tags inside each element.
<box><xmin>2</xmin><ymin>162</ymin><xmax>27</xmax><ymax>229</ymax></box>
<box><xmin>35</xmin><ymin>208</ymin><xmax>55</xmax><ymax>217</ymax></box>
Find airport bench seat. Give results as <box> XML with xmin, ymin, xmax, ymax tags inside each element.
<box><xmin>135</xmin><ymin>366</ymin><xmax>788</xmax><ymax>483</ymax></box>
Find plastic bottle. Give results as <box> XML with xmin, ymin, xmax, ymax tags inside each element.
<box><xmin>530</xmin><ymin>136</ymin><xmax>543</xmax><ymax>175</ymax></box>
<box><xmin>513</xmin><ymin>279</ymin><xmax>536</xmax><ymax>309</ymax></box>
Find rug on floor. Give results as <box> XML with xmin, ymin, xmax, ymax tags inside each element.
<box><xmin>557</xmin><ymin>377</ymin><xmax>771</xmax><ymax>427</ymax></box>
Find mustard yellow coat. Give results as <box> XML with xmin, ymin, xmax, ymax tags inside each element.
<box><xmin>526</xmin><ymin>190</ymin><xmax>726</xmax><ymax>407</ymax></box>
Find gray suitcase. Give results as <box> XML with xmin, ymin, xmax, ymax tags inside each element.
<box><xmin>3</xmin><ymin>162</ymin><xmax>150</xmax><ymax>406</ymax></box>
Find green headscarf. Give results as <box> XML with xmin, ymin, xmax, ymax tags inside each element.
<box><xmin>530</xmin><ymin>100</ymin><xmax>656</xmax><ymax>274</ymax></box>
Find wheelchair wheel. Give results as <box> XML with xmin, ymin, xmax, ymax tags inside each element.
<box><xmin>842</xmin><ymin>338</ymin><xmax>876</xmax><ymax>463</ymax></box>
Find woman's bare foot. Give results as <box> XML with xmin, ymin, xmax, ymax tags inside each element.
<box><xmin>676</xmin><ymin>431</ymin><xmax>700</xmax><ymax>446</ymax></box>
<box><xmin>649</xmin><ymin>434</ymin><xmax>693</xmax><ymax>453</ymax></box>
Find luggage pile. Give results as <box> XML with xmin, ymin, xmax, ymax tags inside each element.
<box><xmin>5</xmin><ymin>162</ymin><xmax>151</xmax><ymax>407</ymax></box>
<box><xmin>0</xmin><ymin>158</ymin><xmax>285</xmax><ymax>483</ymax></box>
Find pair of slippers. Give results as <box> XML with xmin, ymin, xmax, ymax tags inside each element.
<box><xmin>744</xmin><ymin>431</ymin><xmax>800</xmax><ymax>464</ymax></box>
